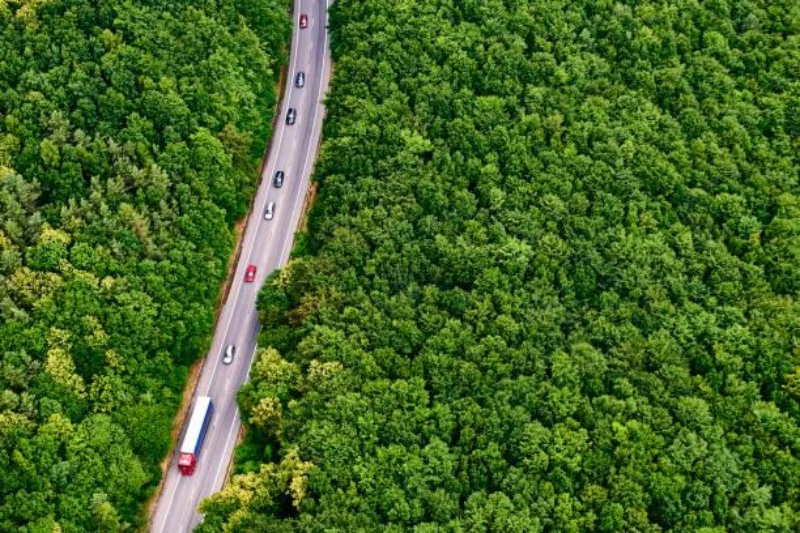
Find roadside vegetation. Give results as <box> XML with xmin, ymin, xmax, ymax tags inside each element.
<box><xmin>201</xmin><ymin>0</ymin><xmax>800</xmax><ymax>531</ymax></box>
<box><xmin>0</xmin><ymin>0</ymin><xmax>289</xmax><ymax>529</ymax></box>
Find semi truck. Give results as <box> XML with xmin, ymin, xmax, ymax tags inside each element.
<box><xmin>178</xmin><ymin>396</ymin><xmax>213</xmax><ymax>475</ymax></box>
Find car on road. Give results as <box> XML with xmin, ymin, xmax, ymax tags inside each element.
<box><xmin>295</xmin><ymin>72</ymin><xmax>305</xmax><ymax>88</ymax></box>
<box><xmin>222</xmin><ymin>344</ymin><xmax>235</xmax><ymax>365</ymax></box>
<box><xmin>274</xmin><ymin>170</ymin><xmax>284</xmax><ymax>188</ymax></box>
<box><xmin>286</xmin><ymin>108</ymin><xmax>296</xmax><ymax>125</ymax></box>
<box><xmin>244</xmin><ymin>264</ymin><xmax>257</xmax><ymax>283</ymax></box>
<box><xmin>299</xmin><ymin>14</ymin><xmax>308</xmax><ymax>28</ymax></box>
<box><xmin>265</xmin><ymin>201</ymin><xmax>275</xmax><ymax>220</ymax></box>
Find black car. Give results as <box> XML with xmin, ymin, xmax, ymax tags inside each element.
<box><xmin>274</xmin><ymin>170</ymin><xmax>284</xmax><ymax>188</ymax></box>
<box><xmin>286</xmin><ymin>108</ymin><xmax>296</xmax><ymax>125</ymax></box>
<box><xmin>295</xmin><ymin>72</ymin><xmax>305</xmax><ymax>88</ymax></box>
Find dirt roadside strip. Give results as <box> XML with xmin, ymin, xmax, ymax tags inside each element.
<box><xmin>141</xmin><ymin>61</ymin><xmax>290</xmax><ymax>528</ymax></box>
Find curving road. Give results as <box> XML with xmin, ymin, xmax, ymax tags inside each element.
<box><xmin>151</xmin><ymin>1</ymin><xmax>330</xmax><ymax>531</ymax></box>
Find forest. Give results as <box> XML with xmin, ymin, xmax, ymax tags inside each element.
<box><xmin>200</xmin><ymin>0</ymin><xmax>800</xmax><ymax>531</ymax></box>
<box><xmin>0</xmin><ymin>0</ymin><xmax>289</xmax><ymax>530</ymax></box>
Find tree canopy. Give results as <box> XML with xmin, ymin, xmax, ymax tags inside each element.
<box><xmin>0</xmin><ymin>0</ymin><xmax>289</xmax><ymax>530</ymax></box>
<box><xmin>201</xmin><ymin>0</ymin><xmax>800</xmax><ymax>531</ymax></box>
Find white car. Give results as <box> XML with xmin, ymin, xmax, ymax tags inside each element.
<box><xmin>222</xmin><ymin>344</ymin><xmax>235</xmax><ymax>365</ymax></box>
<box><xmin>265</xmin><ymin>202</ymin><xmax>275</xmax><ymax>220</ymax></box>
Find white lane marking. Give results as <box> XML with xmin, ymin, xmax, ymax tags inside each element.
<box><xmin>279</xmin><ymin>13</ymin><xmax>328</xmax><ymax>265</ymax></box>
<box><xmin>246</xmin><ymin>340</ymin><xmax>259</xmax><ymax>380</ymax></box>
<box><xmin>210</xmin><ymin>406</ymin><xmax>243</xmax><ymax>494</ymax></box>
<box><xmin>157</xmin><ymin>476</ymin><xmax>182</xmax><ymax>533</ymax></box>
<box><xmin>179</xmin><ymin>482</ymin><xmax>201</xmax><ymax>532</ymax></box>
<box><xmin>204</xmin><ymin>3</ymin><xmax>301</xmax><ymax>397</ymax></box>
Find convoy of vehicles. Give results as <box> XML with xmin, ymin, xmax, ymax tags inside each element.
<box><xmin>177</xmin><ymin>81</ymin><xmax>289</xmax><ymax>476</ymax></box>
<box><xmin>178</xmin><ymin>396</ymin><xmax>214</xmax><ymax>476</ymax></box>
<box><xmin>168</xmin><ymin>5</ymin><xmax>312</xmax><ymax>512</ymax></box>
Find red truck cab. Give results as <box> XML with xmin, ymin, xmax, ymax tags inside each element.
<box><xmin>178</xmin><ymin>453</ymin><xmax>195</xmax><ymax>475</ymax></box>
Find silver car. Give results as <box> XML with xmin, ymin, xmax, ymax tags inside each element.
<box><xmin>264</xmin><ymin>201</ymin><xmax>275</xmax><ymax>220</ymax></box>
<box><xmin>295</xmin><ymin>72</ymin><xmax>305</xmax><ymax>88</ymax></box>
<box><xmin>222</xmin><ymin>344</ymin><xmax>235</xmax><ymax>365</ymax></box>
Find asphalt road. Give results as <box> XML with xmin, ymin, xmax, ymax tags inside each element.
<box><xmin>150</xmin><ymin>1</ymin><xmax>330</xmax><ymax>530</ymax></box>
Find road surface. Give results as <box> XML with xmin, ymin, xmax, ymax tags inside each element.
<box><xmin>151</xmin><ymin>0</ymin><xmax>330</xmax><ymax>530</ymax></box>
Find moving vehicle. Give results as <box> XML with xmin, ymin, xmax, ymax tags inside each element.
<box><xmin>286</xmin><ymin>108</ymin><xmax>296</xmax><ymax>125</ymax></box>
<box><xmin>223</xmin><ymin>344</ymin><xmax>235</xmax><ymax>365</ymax></box>
<box><xmin>274</xmin><ymin>170</ymin><xmax>284</xmax><ymax>188</ymax></box>
<box><xmin>245</xmin><ymin>264</ymin><xmax>256</xmax><ymax>283</ymax></box>
<box><xmin>295</xmin><ymin>72</ymin><xmax>305</xmax><ymax>88</ymax></box>
<box><xmin>299</xmin><ymin>14</ymin><xmax>308</xmax><ymax>28</ymax></box>
<box><xmin>265</xmin><ymin>202</ymin><xmax>275</xmax><ymax>220</ymax></box>
<box><xmin>178</xmin><ymin>396</ymin><xmax>213</xmax><ymax>476</ymax></box>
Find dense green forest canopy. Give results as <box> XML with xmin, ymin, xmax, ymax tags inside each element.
<box><xmin>201</xmin><ymin>0</ymin><xmax>800</xmax><ymax>531</ymax></box>
<box><xmin>0</xmin><ymin>0</ymin><xmax>289</xmax><ymax>530</ymax></box>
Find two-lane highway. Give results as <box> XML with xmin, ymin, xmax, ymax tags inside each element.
<box><xmin>151</xmin><ymin>1</ymin><xmax>330</xmax><ymax>530</ymax></box>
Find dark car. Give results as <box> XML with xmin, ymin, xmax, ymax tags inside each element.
<box><xmin>274</xmin><ymin>170</ymin><xmax>284</xmax><ymax>188</ymax></box>
<box><xmin>299</xmin><ymin>14</ymin><xmax>308</xmax><ymax>28</ymax></box>
<box><xmin>286</xmin><ymin>108</ymin><xmax>296</xmax><ymax>125</ymax></box>
<box><xmin>295</xmin><ymin>72</ymin><xmax>305</xmax><ymax>88</ymax></box>
<box><xmin>245</xmin><ymin>264</ymin><xmax>256</xmax><ymax>283</ymax></box>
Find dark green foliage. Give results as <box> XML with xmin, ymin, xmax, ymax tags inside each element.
<box><xmin>0</xmin><ymin>0</ymin><xmax>289</xmax><ymax>529</ymax></box>
<box><xmin>202</xmin><ymin>0</ymin><xmax>800</xmax><ymax>531</ymax></box>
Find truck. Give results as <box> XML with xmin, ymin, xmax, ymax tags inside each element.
<box><xmin>178</xmin><ymin>396</ymin><xmax>213</xmax><ymax>475</ymax></box>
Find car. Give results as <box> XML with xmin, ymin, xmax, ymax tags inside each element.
<box><xmin>299</xmin><ymin>14</ymin><xmax>308</xmax><ymax>28</ymax></box>
<box><xmin>222</xmin><ymin>344</ymin><xmax>235</xmax><ymax>365</ymax></box>
<box><xmin>273</xmin><ymin>170</ymin><xmax>284</xmax><ymax>188</ymax></box>
<box><xmin>295</xmin><ymin>72</ymin><xmax>305</xmax><ymax>88</ymax></box>
<box><xmin>245</xmin><ymin>264</ymin><xmax>256</xmax><ymax>283</ymax></box>
<box><xmin>286</xmin><ymin>108</ymin><xmax>296</xmax><ymax>125</ymax></box>
<box><xmin>265</xmin><ymin>201</ymin><xmax>275</xmax><ymax>220</ymax></box>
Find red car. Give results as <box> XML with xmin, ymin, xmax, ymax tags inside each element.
<box><xmin>299</xmin><ymin>14</ymin><xmax>308</xmax><ymax>28</ymax></box>
<box><xmin>245</xmin><ymin>265</ymin><xmax>257</xmax><ymax>283</ymax></box>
